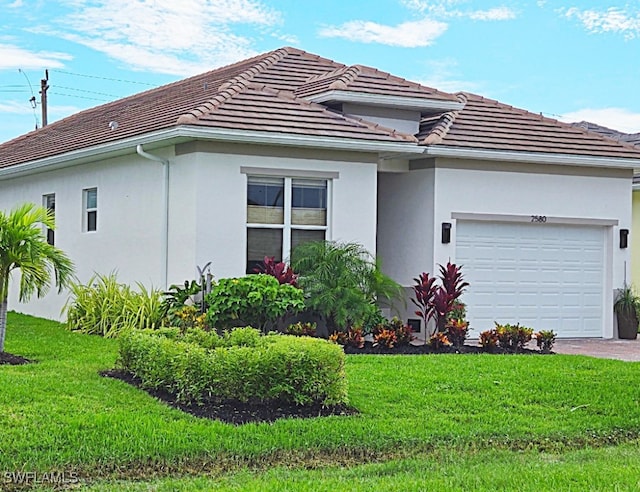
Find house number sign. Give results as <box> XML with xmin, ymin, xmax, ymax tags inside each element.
<box><xmin>530</xmin><ymin>215</ymin><xmax>547</xmax><ymax>223</ymax></box>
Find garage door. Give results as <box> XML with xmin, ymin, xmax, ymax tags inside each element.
<box><xmin>456</xmin><ymin>221</ymin><xmax>605</xmax><ymax>338</ymax></box>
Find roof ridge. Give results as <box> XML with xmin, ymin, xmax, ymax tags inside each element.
<box><xmin>422</xmin><ymin>93</ymin><xmax>468</xmax><ymax>145</ymax></box>
<box><xmin>176</xmin><ymin>48</ymin><xmax>291</xmax><ymax>124</ymax></box>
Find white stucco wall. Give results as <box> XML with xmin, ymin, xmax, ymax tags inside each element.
<box><xmin>0</xmin><ymin>142</ymin><xmax>380</xmax><ymax>320</ymax></box>
<box><xmin>377</xmin><ymin>158</ymin><xmax>632</xmax><ymax>337</ymax></box>
<box><xmin>0</xmin><ymin>151</ymin><xmax>168</xmax><ymax>320</ymax></box>
<box><xmin>175</xmin><ymin>143</ymin><xmax>379</xmax><ymax>283</ymax></box>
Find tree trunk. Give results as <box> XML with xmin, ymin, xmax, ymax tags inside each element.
<box><xmin>0</xmin><ymin>296</ymin><xmax>7</xmax><ymax>353</ymax></box>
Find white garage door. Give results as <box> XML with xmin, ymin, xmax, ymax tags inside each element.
<box><xmin>456</xmin><ymin>221</ymin><xmax>605</xmax><ymax>338</ymax></box>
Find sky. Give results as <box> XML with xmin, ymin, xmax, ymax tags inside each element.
<box><xmin>1</xmin><ymin>0</ymin><xmax>639</xmax><ymax>145</ymax></box>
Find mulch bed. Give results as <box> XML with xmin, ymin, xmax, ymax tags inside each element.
<box><xmin>101</xmin><ymin>369</ymin><xmax>358</xmax><ymax>425</ymax></box>
<box><xmin>0</xmin><ymin>352</ymin><xmax>33</xmax><ymax>365</ymax></box>
<box><xmin>344</xmin><ymin>342</ymin><xmax>544</xmax><ymax>355</ymax></box>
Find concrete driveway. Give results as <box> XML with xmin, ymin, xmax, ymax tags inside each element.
<box><xmin>553</xmin><ymin>338</ymin><xmax>640</xmax><ymax>362</ymax></box>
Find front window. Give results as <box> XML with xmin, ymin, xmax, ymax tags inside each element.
<box><xmin>247</xmin><ymin>176</ymin><xmax>328</xmax><ymax>273</ymax></box>
<box><xmin>83</xmin><ymin>188</ymin><xmax>97</xmax><ymax>232</ymax></box>
<box><xmin>42</xmin><ymin>193</ymin><xmax>55</xmax><ymax>245</ymax></box>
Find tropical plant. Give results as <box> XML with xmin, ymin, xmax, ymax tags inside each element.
<box><xmin>433</xmin><ymin>262</ymin><xmax>470</xmax><ymax>332</ymax></box>
<box><xmin>328</xmin><ymin>327</ymin><xmax>365</xmax><ymax>348</ymax></box>
<box><xmin>161</xmin><ymin>279</ymin><xmax>203</xmax><ymax>320</ymax></box>
<box><xmin>446</xmin><ymin>319</ymin><xmax>469</xmax><ymax>348</ymax></box>
<box><xmin>428</xmin><ymin>331</ymin><xmax>451</xmax><ymax>349</ymax></box>
<box><xmin>254</xmin><ymin>256</ymin><xmax>298</xmax><ymax>287</ymax></box>
<box><xmin>411</xmin><ymin>262</ymin><xmax>469</xmax><ymax>337</ymax></box>
<box><xmin>614</xmin><ymin>285</ymin><xmax>640</xmax><ymax>339</ymax></box>
<box><xmin>478</xmin><ymin>329</ymin><xmax>498</xmax><ymax>350</ymax></box>
<box><xmin>0</xmin><ymin>203</ymin><xmax>74</xmax><ymax>352</ymax></box>
<box><xmin>535</xmin><ymin>330</ymin><xmax>557</xmax><ymax>354</ymax></box>
<box><xmin>411</xmin><ymin>272</ymin><xmax>437</xmax><ymax>336</ymax></box>
<box><xmin>286</xmin><ymin>321</ymin><xmax>317</xmax><ymax>337</ymax></box>
<box><xmin>291</xmin><ymin>241</ymin><xmax>402</xmax><ymax>331</ymax></box>
<box><xmin>494</xmin><ymin>322</ymin><xmax>534</xmax><ymax>352</ymax></box>
<box><xmin>64</xmin><ymin>273</ymin><xmax>164</xmax><ymax>338</ymax></box>
<box><xmin>205</xmin><ymin>274</ymin><xmax>305</xmax><ymax>332</ymax></box>
<box><xmin>373</xmin><ymin>317</ymin><xmax>414</xmax><ymax>346</ymax></box>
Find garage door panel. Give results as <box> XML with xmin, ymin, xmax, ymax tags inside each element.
<box><xmin>456</xmin><ymin>221</ymin><xmax>605</xmax><ymax>338</ymax></box>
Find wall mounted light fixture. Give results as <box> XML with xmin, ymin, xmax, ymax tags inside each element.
<box><xmin>620</xmin><ymin>228</ymin><xmax>629</xmax><ymax>249</ymax></box>
<box><xmin>442</xmin><ymin>222</ymin><xmax>452</xmax><ymax>244</ymax></box>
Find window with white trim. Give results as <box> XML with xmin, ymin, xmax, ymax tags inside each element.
<box><xmin>83</xmin><ymin>188</ymin><xmax>97</xmax><ymax>232</ymax></box>
<box><xmin>42</xmin><ymin>193</ymin><xmax>55</xmax><ymax>245</ymax></box>
<box><xmin>246</xmin><ymin>176</ymin><xmax>328</xmax><ymax>273</ymax></box>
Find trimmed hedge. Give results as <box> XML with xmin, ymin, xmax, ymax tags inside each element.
<box><xmin>118</xmin><ymin>328</ymin><xmax>348</xmax><ymax>406</ymax></box>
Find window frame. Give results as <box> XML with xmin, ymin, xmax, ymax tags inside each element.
<box><xmin>83</xmin><ymin>187</ymin><xmax>98</xmax><ymax>233</ymax></box>
<box><xmin>246</xmin><ymin>174</ymin><xmax>332</xmax><ymax>272</ymax></box>
<box><xmin>42</xmin><ymin>193</ymin><xmax>55</xmax><ymax>245</ymax></box>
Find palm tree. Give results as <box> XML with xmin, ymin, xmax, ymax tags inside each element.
<box><xmin>0</xmin><ymin>203</ymin><xmax>74</xmax><ymax>353</ymax></box>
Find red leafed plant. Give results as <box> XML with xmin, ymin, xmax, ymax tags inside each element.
<box><xmin>411</xmin><ymin>272</ymin><xmax>438</xmax><ymax>336</ymax></box>
<box><xmin>412</xmin><ymin>262</ymin><xmax>469</xmax><ymax>338</ymax></box>
<box><xmin>254</xmin><ymin>256</ymin><xmax>298</xmax><ymax>287</ymax></box>
<box><xmin>329</xmin><ymin>327</ymin><xmax>365</xmax><ymax>349</ymax></box>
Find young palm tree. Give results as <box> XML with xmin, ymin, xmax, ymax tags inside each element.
<box><xmin>0</xmin><ymin>203</ymin><xmax>74</xmax><ymax>353</ymax></box>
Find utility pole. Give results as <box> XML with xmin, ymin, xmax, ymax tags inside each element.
<box><xmin>40</xmin><ymin>70</ymin><xmax>49</xmax><ymax>127</ymax></box>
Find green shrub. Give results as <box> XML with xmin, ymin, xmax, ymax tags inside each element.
<box><xmin>205</xmin><ymin>275</ymin><xmax>305</xmax><ymax>332</ymax></box>
<box><xmin>117</xmin><ymin>329</ymin><xmax>348</xmax><ymax>406</ymax></box>
<box><xmin>63</xmin><ymin>273</ymin><xmax>164</xmax><ymax>337</ymax></box>
<box><xmin>291</xmin><ymin>241</ymin><xmax>402</xmax><ymax>332</ymax></box>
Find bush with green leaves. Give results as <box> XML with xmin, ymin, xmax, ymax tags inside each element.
<box><xmin>118</xmin><ymin>328</ymin><xmax>348</xmax><ymax>406</ymax></box>
<box><xmin>205</xmin><ymin>274</ymin><xmax>304</xmax><ymax>332</ymax></box>
<box><xmin>291</xmin><ymin>241</ymin><xmax>402</xmax><ymax>332</ymax></box>
<box><xmin>63</xmin><ymin>273</ymin><xmax>164</xmax><ymax>338</ymax></box>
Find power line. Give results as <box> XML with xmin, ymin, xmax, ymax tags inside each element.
<box><xmin>49</xmin><ymin>91</ymin><xmax>110</xmax><ymax>102</ymax></box>
<box><xmin>50</xmin><ymin>68</ymin><xmax>156</xmax><ymax>86</ymax></box>
<box><xmin>55</xmin><ymin>85</ymin><xmax>119</xmax><ymax>98</ymax></box>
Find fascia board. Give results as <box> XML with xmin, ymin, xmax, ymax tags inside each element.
<box><xmin>424</xmin><ymin>145</ymin><xmax>640</xmax><ymax>170</ymax></box>
<box><xmin>0</xmin><ymin>126</ymin><xmax>423</xmax><ymax>180</ymax></box>
<box><xmin>305</xmin><ymin>90</ymin><xmax>463</xmax><ymax>112</ymax></box>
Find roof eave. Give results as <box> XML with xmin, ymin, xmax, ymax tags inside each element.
<box><xmin>0</xmin><ymin>126</ymin><xmax>423</xmax><ymax>180</ymax></box>
<box><xmin>423</xmin><ymin>145</ymin><xmax>640</xmax><ymax>170</ymax></box>
<box><xmin>305</xmin><ymin>90</ymin><xmax>463</xmax><ymax>112</ymax></box>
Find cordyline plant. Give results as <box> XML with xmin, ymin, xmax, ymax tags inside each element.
<box><xmin>254</xmin><ymin>256</ymin><xmax>298</xmax><ymax>287</ymax></box>
<box><xmin>412</xmin><ymin>261</ymin><xmax>469</xmax><ymax>339</ymax></box>
<box><xmin>0</xmin><ymin>203</ymin><xmax>74</xmax><ymax>353</ymax></box>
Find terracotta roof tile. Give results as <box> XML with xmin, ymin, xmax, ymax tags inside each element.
<box><xmin>294</xmin><ymin>64</ymin><xmax>457</xmax><ymax>103</ymax></box>
<box><xmin>418</xmin><ymin>93</ymin><xmax>640</xmax><ymax>159</ymax></box>
<box><xmin>2</xmin><ymin>46</ymin><xmax>640</xmax><ymax>170</ymax></box>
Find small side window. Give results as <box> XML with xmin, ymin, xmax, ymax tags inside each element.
<box><xmin>83</xmin><ymin>188</ymin><xmax>97</xmax><ymax>232</ymax></box>
<box><xmin>42</xmin><ymin>193</ymin><xmax>55</xmax><ymax>245</ymax></box>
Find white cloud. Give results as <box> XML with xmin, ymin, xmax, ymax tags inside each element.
<box><xmin>564</xmin><ymin>7</ymin><xmax>640</xmax><ymax>40</ymax></box>
<box><xmin>401</xmin><ymin>0</ymin><xmax>516</xmax><ymax>21</ymax></box>
<box><xmin>30</xmin><ymin>0</ymin><xmax>284</xmax><ymax>76</ymax></box>
<box><xmin>560</xmin><ymin>108</ymin><xmax>640</xmax><ymax>134</ymax></box>
<box><xmin>0</xmin><ymin>44</ymin><xmax>72</xmax><ymax>70</ymax></box>
<box><xmin>415</xmin><ymin>58</ymin><xmax>480</xmax><ymax>93</ymax></box>
<box><xmin>8</xmin><ymin>0</ymin><xmax>24</xmax><ymax>7</ymax></box>
<box><xmin>318</xmin><ymin>18</ymin><xmax>447</xmax><ymax>48</ymax></box>
<box><xmin>0</xmin><ymin>100</ymin><xmax>33</xmax><ymax>114</ymax></box>
<box><xmin>469</xmin><ymin>7</ymin><xmax>516</xmax><ymax>21</ymax></box>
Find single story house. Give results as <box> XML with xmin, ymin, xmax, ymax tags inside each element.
<box><xmin>2</xmin><ymin>47</ymin><xmax>640</xmax><ymax>338</ymax></box>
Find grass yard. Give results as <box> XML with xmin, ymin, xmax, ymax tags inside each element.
<box><xmin>1</xmin><ymin>312</ymin><xmax>640</xmax><ymax>490</ymax></box>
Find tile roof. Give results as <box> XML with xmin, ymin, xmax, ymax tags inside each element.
<box><xmin>2</xmin><ymin>46</ymin><xmax>640</xmax><ymax>169</ymax></box>
<box><xmin>418</xmin><ymin>93</ymin><xmax>640</xmax><ymax>159</ymax></box>
<box><xmin>572</xmin><ymin>121</ymin><xmax>640</xmax><ymax>148</ymax></box>
<box><xmin>294</xmin><ymin>64</ymin><xmax>457</xmax><ymax>102</ymax></box>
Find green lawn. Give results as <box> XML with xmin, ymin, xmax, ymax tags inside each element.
<box><xmin>1</xmin><ymin>312</ymin><xmax>640</xmax><ymax>491</ymax></box>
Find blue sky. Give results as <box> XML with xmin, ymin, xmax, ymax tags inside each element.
<box><xmin>1</xmin><ymin>0</ymin><xmax>639</xmax><ymax>144</ymax></box>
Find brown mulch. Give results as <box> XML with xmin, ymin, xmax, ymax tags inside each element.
<box><xmin>100</xmin><ymin>369</ymin><xmax>358</xmax><ymax>425</ymax></box>
<box><xmin>0</xmin><ymin>352</ymin><xmax>33</xmax><ymax>365</ymax></box>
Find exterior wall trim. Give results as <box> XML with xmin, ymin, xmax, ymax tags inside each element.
<box><xmin>240</xmin><ymin>166</ymin><xmax>339</xmax><ymax>179</ymax></box>
<box><xmin>451</xmin><ymin>212</ymin><xmax>619</xmax><ymax>226</ymax></box>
